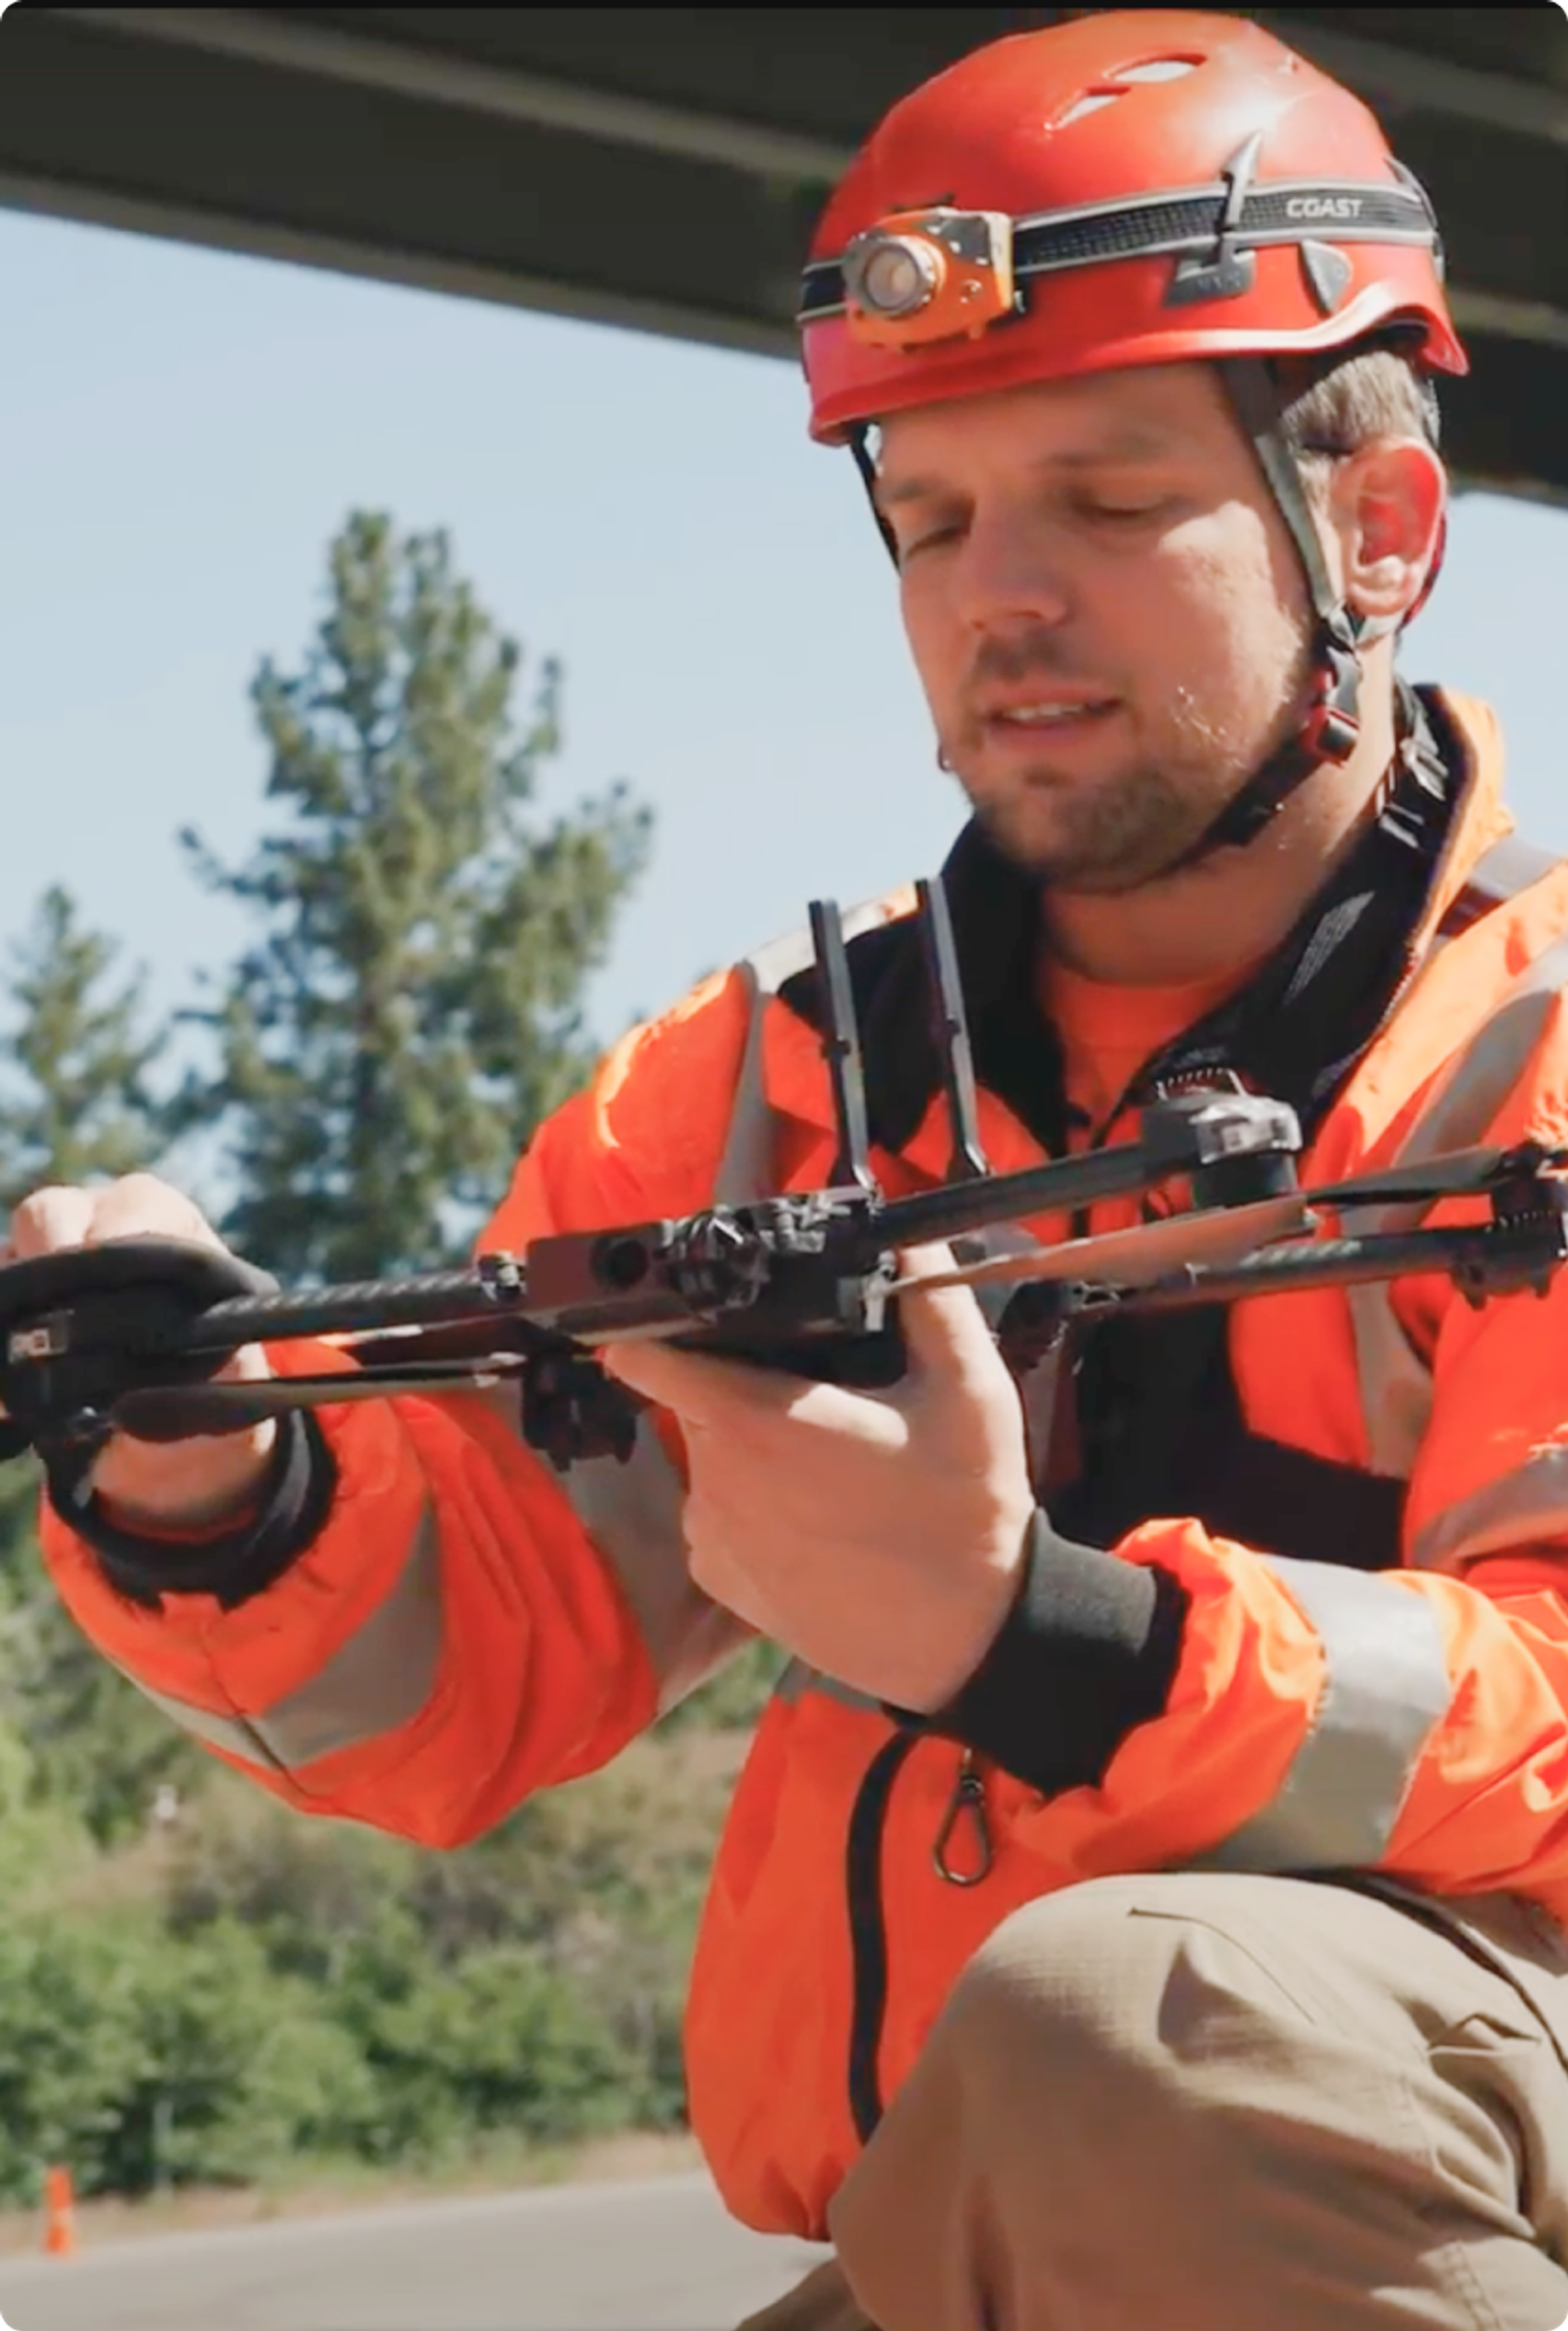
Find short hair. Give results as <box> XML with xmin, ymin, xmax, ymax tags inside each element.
<box><xmin>1271</xmin><ymin>334</ymin><xmax>1443</xmax><ymax>498</ymax></box>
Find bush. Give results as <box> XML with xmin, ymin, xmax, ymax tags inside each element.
<box><xmin>0</xmin><ymin>1916</ymin><xmax>146</xmax><ymax>2203</ymax></box>
<box><xmin>0</xmin><ymin>1649</ymin><xmax>762</xmax><ymax>2196</ymax></box>
<box><xmin>102</xmin><ymin>1916</ymin><xmax>379</xmax><ymax>2192</ymax></box>
<box><xmin>344</xmin><ymin>1942</ymin><xmax>632</xmax><ymax>2162</ymax></box>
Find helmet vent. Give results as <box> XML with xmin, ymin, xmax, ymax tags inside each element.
<box><xmin>1113</xmin><ymin>58</ymin><xmax>1203</xmax><ymax>84</ymax></box>
<box><xmin>1055</xmin><ymin>56</ymin><xmax>1200</xmax><ymax>130</ymax></box>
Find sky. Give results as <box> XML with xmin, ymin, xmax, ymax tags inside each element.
<box><xmin>2</xmin><ymin>204</ymin><xmax>1565</xmax><ymax>1068</ymax></box>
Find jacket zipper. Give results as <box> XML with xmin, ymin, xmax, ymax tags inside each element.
<box><xmin>846</xmin><ymin>1736</ymin><xmax>995</xmax><ymax>2143</ymax></box>
<box><xmin>845</xmin><ymin>1730</ymin><xmax>920</xmax><ymax>2144</ymax></box>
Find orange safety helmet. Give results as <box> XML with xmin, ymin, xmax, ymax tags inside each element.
<box><xmin>797</xmin><ymin>14</ymin><xmax>1466</xmax><ymax>859</ymax></box>
<box><xmin>800</xmin><ymin>11</ymin><xmax>1464</xmax><ymax>443</ymax></box>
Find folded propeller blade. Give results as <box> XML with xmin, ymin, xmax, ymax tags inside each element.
<box><xmin>110</xmin><ymin>1358</ymin><xmax>527</xmax><ymax>1440</ymax></box>
<box><xmin>1299</xmin><ymin>1143</ymin><xmax>1566</xmax><ymax>1213</ymax></box>
<box><xmin>896</xmin><ymin>1190</ymin><xmax>1312</xmax><ymax>1297</ymax></box>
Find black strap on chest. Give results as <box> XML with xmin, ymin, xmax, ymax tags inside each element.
<box><xmin>780</xmin><ymin>688</ymin><xmax>1472</xmax><ymax>1571</ymax></box>
<box><xmin>1047</xmin><ymin>1304</ymin><xmax>1404</xmax><ymax>1567</ymax></box>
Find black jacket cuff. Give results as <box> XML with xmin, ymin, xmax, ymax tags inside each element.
<box><xmin>44</xmin><ymin>1407</ymin><xmax>339</xmax><ymax>1612</ymax></box>
<box><xmin>897</xmin><ymin>1509</ymin><xmax>1190</xmax><ymax>1798</ymax></box>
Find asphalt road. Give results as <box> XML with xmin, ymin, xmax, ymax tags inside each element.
<box><xmin>0</xmin><ymin>2173</ymin><xmax>830</xmax><ymax>2331</ymax></box>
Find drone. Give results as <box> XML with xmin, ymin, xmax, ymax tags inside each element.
<box><xmin>0</xmin><ymin>876</ymin><xmax>1562</xmax><ymax>1474</ymax></box>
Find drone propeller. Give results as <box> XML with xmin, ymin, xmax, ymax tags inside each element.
<box><xmin>106</xmin><ymin>1357</ymin><xmax>529</xmax><ymax>1441</ymax></box>
<box><xmin>895</xmin><ymin>1188</ymin><xmax>1314</xmax><ymax>1298</ymax></box>
<box><xmin>1299</xmin><ymin>1141</ymin><xmax>1568</xmax><ymax>1214</ymax></box>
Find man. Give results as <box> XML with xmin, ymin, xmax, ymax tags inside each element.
<box><xmin>15</xmin><ymin>14</ymin><xmax>1568</xmax><ymax>2327</ymax></box>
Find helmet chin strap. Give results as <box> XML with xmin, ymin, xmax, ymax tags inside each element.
<box><xmin>1184</xmin><ymin>361</ymin><xmax>1376</xmax><ymax>864</ymax></box>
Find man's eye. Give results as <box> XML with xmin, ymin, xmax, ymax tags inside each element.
<box><xmin>1076</xmin><ymin>495</ymin><xmax>1169</xmax><ymax>524</ymax></box>
<box><xmin>900</xmin><ymin>522</ymin><xmax>962</xmax><ymax>560</ymax></box>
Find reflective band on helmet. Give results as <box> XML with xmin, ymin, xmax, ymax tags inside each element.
<box><xmin>104</xmin><ymin>1503</ymin><xmax>444</xmax><ymax>1779</ymax></box>
<box><xmin>1193</xmin><ymin>1557</ymin><xmax>1450</xmax><ymax>1870</ymax></box>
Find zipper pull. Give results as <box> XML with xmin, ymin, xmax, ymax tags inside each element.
<box><xmin>932</xmin><ymin>1749</ymin><xmax>994</xmax><ymax>1888</ymax></box>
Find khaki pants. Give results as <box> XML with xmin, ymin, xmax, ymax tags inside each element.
<box><xmin>740</xmin><ymin>1872</ymin><xmax>1568</xmax><ymax>2331</ymax></box>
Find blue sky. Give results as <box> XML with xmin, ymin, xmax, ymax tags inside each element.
<box><xmin>2</xmin><ymin>205</ymin><xmax>1564</xmax><ymax>1064</ymax></box>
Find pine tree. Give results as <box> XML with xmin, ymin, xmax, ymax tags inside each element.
<box><xmin>0</xmin><ymin>890</ymin><xmax>201</xmax><ymax>1836</ymax></box>
<box><xmin>174</xmin><ymin>511</ymin><xmax>651</xmax><ymax>1280</ymax></box>
<box><xmin>0</xmin><ymin>885</ymin><xmax>166</xmax><ymax>1212</ymax></box>
<box><xmin>0</xmin><ymin>886</ymin><xmax>168</xmax><ymax>1607</ymax></box>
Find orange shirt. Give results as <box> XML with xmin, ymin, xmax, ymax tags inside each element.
<box><xmin>1039</xmin><ymin>950</ymin><xmax>1254</xmax><ymax>1140</ymax></box>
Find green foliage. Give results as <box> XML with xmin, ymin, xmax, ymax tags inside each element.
<box><xmin>7</xmin><ymin>1589</ymin><xmax>212</xmax><ymax>1845</ymax></box>
<box><xmin>345</xmin><ymin>1943</ymin><xmax>630</xmax><ymax>2161</ymax></box>
<box><xmin>655</xmin><ymin>1634</ymin><xmax>788</xmax><ymax>1734</ymax></box>
<box><xmin>0</xmin><ymin>1707</ymin><xmax>90</xmax><ymax>1900</ymax></box>
<box><xmin>0</xmin><ymin>887</ymin><xmax>166</xmax><ymax>1606</ymax></box>
<box><xmin>172</xmin><ymin>510</ymin><xmax>652</xmax><ymax>1279</ymax></box>
<box><xmin>0</xmin><ymin>886</ymin><xmax>212</xmax><ymax>1840</ymax></box>
<box><xmin>0</xmin><ymin>1455</ymin><xmax>43</xmax><ymax>1609</ymax></box>
<box><xmin>0</xmin><ymin>885</ymin><xmax>166</xmax><ymax>1213</ymax></box>
<box><xmin>0</xmin><ymin>1915</ymin><xmax>148</xmax><ymax>2202</ymax></box>
<box><xmin>0</xmin><ymin>509</ymin><xmax>777</xmax><ymax>2202</ymax></box>
<box><xmin>0</xmin><ymin>1909</ymin><xmax>382</xmax><ymax>2202</ymax></box>
<box><xmin>101</xmin><ymin>1916</ymin><xmax>379</xmax><ymax>2192</ymax></box>
<box><xmin>0</xmin><ymin>1725</ymin><xmax>751</xmax><ymax>2201</ymax></box>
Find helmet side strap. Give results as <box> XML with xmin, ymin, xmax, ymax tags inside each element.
<box><xmin>1189</xmin><ymin>360</ymin><xmax>1366</xmax><ymax>858</ymax></box>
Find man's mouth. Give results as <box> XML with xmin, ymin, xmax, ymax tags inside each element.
<box><xmin>986</xmin><ymin>697</ymin><xmax>1119</xmax><ymax>730</ymax></box>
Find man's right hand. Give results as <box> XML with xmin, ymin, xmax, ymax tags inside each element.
<box><xmin>7</xmin><ymin>1174</ymin><xmax>278</xmax><ymax>1533</ymax></box>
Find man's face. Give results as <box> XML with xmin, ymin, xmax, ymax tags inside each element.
<box><xmin>875</xmin><ymin>364</ymin><xmax>1316</xmax><ymax>892</ymax></box>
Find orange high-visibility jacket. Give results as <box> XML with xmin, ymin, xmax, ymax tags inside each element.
<box><xmin>41</xmin><ymin>693</ymin><xmax>1568</xmax><ymax>2238</ymax></box>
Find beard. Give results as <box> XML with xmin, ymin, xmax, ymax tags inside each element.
<box><xmin>941</xmin><ymin>623</ymin><xmax>1316</xmax><ymax>894</ymax></box>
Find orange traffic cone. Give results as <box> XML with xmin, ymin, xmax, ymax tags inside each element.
<box><xmin>42</xmin><ymin>2164</ymin><xmax>75</xmax><ymax>2257</ymax></box>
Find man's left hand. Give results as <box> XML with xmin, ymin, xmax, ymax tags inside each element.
<box><xmin>603</xmin><ymin>1254</ymin><xmax>1035</xmax><ymax>1713</ymax></box>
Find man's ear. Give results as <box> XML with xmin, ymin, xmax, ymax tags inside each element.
<box><xmin>1326</xmin><ymin>436</ymin><xmax>1447</xmax><ymax>627</ymax></box>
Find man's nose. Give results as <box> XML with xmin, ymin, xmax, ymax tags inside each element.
<box><xmin>952</xmin><ymin>509</ymin><xmax>1074</xmax><ymax>633</ymax></box>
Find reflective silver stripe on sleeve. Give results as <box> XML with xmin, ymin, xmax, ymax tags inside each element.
<box><xmin>560</xmin><ymin>1414</ymin><xmax>751</xmax><ymax>1712</ymax></box>
<box><xmin>716</xmin><ymin>890</ymin><xmax>914</xmax><ymax>1208</ymax></box>
<box><xmin>1352</xmin><ymin>928</ymin><xmax>1568</xmax><ymax>1241</ymax></box>
<box><xmin>1193</xmin><ymin>1556</ymin><xmax>1451</xmax><ymax>1872</ymax></box>
<box><xmin>1438</xmin><ymin>834</ymin><xmax>1561</xmax><ymax>940</ymax></box>
<box><xmin>1413</xmin><ymin>1447</ymin><xmax>1568</xmax><ymax>1574</ymax></box>
<box><xmin>1346</xmin><ymin>926</ymin><xmax>1568</xmax><ymax>1479</ymax></box>
<box><xmin>771</xmin><ymin>1656</ymin><xmax>883</xmax><ymax>1716</ymax></box>
<box><xmin>713</xmin><ymin>956</ymin><xmax>778</xmax><ymax>1209</ymax></box>
<box><xmin>1345</xmin><ymin>1284</ymin><xmax>1435</xmax><ymax>1481</ymax></box>
<box><xmin>105</xmin><ymin>1504</ymin><xmax>444</xmax><ymax>1779</ymax></box>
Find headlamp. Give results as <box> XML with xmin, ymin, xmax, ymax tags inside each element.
<box><xmin>841</xmin><ymin>209</ymin><xmax>1016</xmax><ymax>351</ymax></box>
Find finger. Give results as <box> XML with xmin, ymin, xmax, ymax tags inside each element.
<box><xmin>892</xmin><ymin>1243</ymin><xmax>1001</xmax><ymax>1378</ymax></box>
<box><xmin>603</xmin><ymin>1338</ymin><xmax>776</xmax><ymax>1428</ymax></box>
<box><xmin>8</xmin><ymin>1186</ymin><xmax>97</xmax><ymax>1257</ymax></box>
<box><xmin>604</xmin><ymin>1336</ymin><xmax>878</xmax><ymax>1434</ymax></box>
<box><xmin>89</xmin><ymin>1174</ymin><xmax>219</xmax><ymax>1249</ymax></box>
<box><xmin>682</xmin><ymin>1489</ymin><xmax>779</xmax><ymax>1634</ymax></box>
